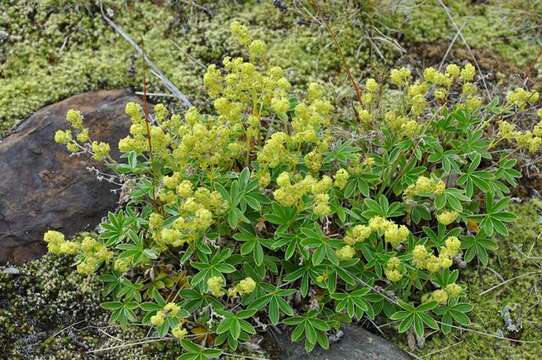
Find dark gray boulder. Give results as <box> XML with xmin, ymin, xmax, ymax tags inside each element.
<box><xmin>0</xmin><ymin>89</ymin><xmax>138</xmax><ymax>264</ymax></box>
<box><xmin>269</xmin><ymin>325</ymin><xmax>410</xmax><ymax>360</ymax></box>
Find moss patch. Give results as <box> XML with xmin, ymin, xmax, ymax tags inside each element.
<box><xmin>402</xmin><ymin>200</ymin><xmax>542</xmax><ymax>359</ymax></box>
<box><xmin>2</xmin><ymin>1</ymin><xmax>540</xmax><ymax>136</ymax></box>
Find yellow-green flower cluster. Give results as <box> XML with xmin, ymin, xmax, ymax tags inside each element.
<box><xmin>149</xmin><ymin>180</ymin><xmax>226</xmax><ymax>248</ymax></box>
<box><xmin>498</xmin><ymin>115</ymin><xmax>542</xmax><ymax>153</ymax></box>
<box><xmin>336</xmin><ymin>245</ymin><xmax>356</xmax><ymax>260</ymax></box>
<box><xmin>383</xmin><ymin>111</ymin><xmax>420</xmax><ymax>137</ymax></box>
<box><xmin>404</xmin><ymin>176</ymin><xmax>445</xmax><ymax>198</ymax></box>
<box><xmin>151</xmin><ymin>302</ymin><xmax>181</xmax><ymax>327</ymax></box>
<box><xmin>43</xmin><ymin>230</ymin><xmax>78</xmax><ymax>255</ymax></box>
<box><xmin>385</xmin><ymin>256</ymin><xmax>403</xmax><ymax>282</ymax></box>
<box><xmin>55</xmin><ymin>109</ymin><xmax>98</xmax><ymax>154</ymax></box>
<box><xmin>43</xmin><ymin>231</ymin><xmax>112</xmax><ymax>275</ymax></box>
<box><xmin>412</xmin><ymin>236</ymin><xmax>461</xmax><ymax>273</ymax></box>
<box><xmin>437</xmin><ymin>210</ymin><xmax>459</xmax><ymax>225</ymax></box>
<box><xmin>273</xmin><ymin>173</ymin><xmax>333</xmax><ymax>216</ymax></box>
<box><xmin>91</xmin><ymin>141</ymin><xmax>110</xmax><ymax>161</ymax></box>
<box><xmin>506</xmin><ymin>88</ymin><xmax>540</xmax><ymax>109</ymax></box>
<box><xmin>384</xmin><ymin>223</ymin><xmax>410</xmax><ymax>247</ymax></box>
<box><xmin>342</xmin><ymin>216</ymin><xmax>411</xmax><ymax>248</ymax></box>
<box><xmin>360</xmin><ymin>78</ymin><xmax>380</xmax><ymax>106</ymax></box>
<box><xmin>431</xmin><ymin>283</ymin><xmax>463</xmax><ymax>304</ymax></box>
<box><xmin>460</xmin><ymin>64</ymin><xmax>476</xmax><ymax>82</ymax></box>
<box><xmin>390</xmin><ymin>67</ymin><xmax>411</xmax><ymax>86</ymax></box>
<box><xmin>230</xmin><ymin>20</ymin><xmax>251</xmax><ymax>46</ymax></box>
<box><xmin>207</xmin><ymin>276</ymin><xmax>226</xmax><ymax>297</ymax></box>
<box><xmin>343</xmin><ymin>224</ymin><xmax>372</xmax><ymax>245</ymax></box>
<box><xmin>228</xmin><ymin>277</ymin><xmax>256</xmax><ymax>297</ymax></box>
<box><xmin>171</xmin><ymin>326</ymin><xmax>188</xmax><ymax>339</ymax></box>
<box><xmin>313</xmin><ymin>193</ymin><xmax>331</xmax><ymax>216</ymax></box>
<box><xmin>334</xmin><ymin>168</ymin><xmax>349</xmax><ymax>190</ymax></box>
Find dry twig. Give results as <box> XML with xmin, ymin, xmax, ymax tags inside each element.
<box><xmin>100</xmin><ymin>5</ymin><xmax>192</xmax><ymax>108</ymax></box>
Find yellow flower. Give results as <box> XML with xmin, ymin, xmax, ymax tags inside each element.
<box><xmin>365</xmin><ymin>78</ymin><xmax>379</xmax><ymax>93</ymax></box>
<box><xmin>76</xmin><ymin>129</ymin><xmax>90</xmax><ymax>143</ymax></box>
<box><xmin>369</xmin><ymin>216</ymin><xmax>393</xmax><ymax>233</ymax></box>
<box><xmin>384</xmin><ymin>224</ymin><xmax>409</xmax><ymax>247</ymax></box>
<box><xmin>336</xmin><ymin>245</ymin><xmax>355</xmax><ymax>260</ymax></box>
<box><xmin>66</xmin><ymin>109</ymin><xmax>84</xmax><ymax>129</ymax></box>
<box><xmin>228</xmin><ymin>277</ymin><xmax>257</xmax><ymax>298</ymax></box>
<box><xmin>390</xmin><ymin>67</ymin><xmax>411</xmax><ymax>86</ymax></box>
<box><xmin>44</xmin><ymin>230</ymin><xmax>65</xmax><ymax>244</ymax></box>
<box><xmin>386</xmin><ymin>256</ymin><xmax>401</xmax><ymax>270</ymax></box>
<box><xmin>437</xmin><ymin>211</ymin><xmax>459</xmax><ymax>225</ymax></box>
<box><xmin>172</xmin><ymin>326</ymin><xmax>188</xmax><ymax>339</ymax></box>
<box><xmin>385</xmin><ymin>269</ymin><xmax>403</xmax><ymax>282</ymax></box>
<box><xmin>460</xmin><ymin>64</ymin><xmax>475</xmax><ymax>82</ymax></box>
<box><xmin>363</xmin><ymin>157</ymin><xmax>375</xmax><ymax>167</ymax></box>
<box><xmin>443</xmin><ymin>236</ymin><xmax>461</xmax><ymax>257</ymax></box>
<box><xmin>125</xmin><ymin>102</ymin><xmax>142</xmax><ymax>120</ymax></box>
<box><xmin>54</xmin><ymin>130</ymin><xmax>72</xmax><ymax>145</ymax></box>
<box><xmin>149</xmin><ymin>213</ymin><xmax>164</xmax><ymax>230</ymax></box>
<box><xmin>81</xmin><ymin>236</ymin><xmax>97</xmax><ymax>252</ymax></box>
<box><xmin>114</xmin><ymin>257</ymin><xmax>130</xmax><ymax>273</ymax></box>
<box><xmin>163</xmin><ymin>302</ymin><xmax>180</xmax><ymax>316</ymax></box>
<box><xmin>176</xmin><ymin>180</ymin><xmax>193</xmax><ymax>198</ymax></box>
<box><xmin>276</xmin><ymin>172</ymin><xmax>291</xmax><ymax>187</ymax></box>
<box><xmin>412</xmin><ymin>245</ymin><xmax>429</xmax><ymax>268</ymax></box>
<box><xmin>271</xmin><ymin>97</ymin><xmax>290</xmax><ymax>114</ymax></box>
<box><xmin>59</xmin><ymin>241</ymin><xmax>79</xmax><ymax>255</ymax></box>
<box><xmin>445</xmin><ymin>64</ymin><xmax>460</xmax><ymax>79</ymax></box>
<box><xmin>334</xmin><ymin>168</ymin><xmax>349</xmax><ymax>190</ymax></box>
<box><xmin>207</xmin><ymin>276</ymin><xmax>225</xmax><ymax>297</ymax></box>
<box><xmin>344</xmin><ymin>225</ymin><xmax>372</xmax><ymax>245</ymax></box>
<box><xmin>249</xmin><ymin>40</ymin><xmax>266</xmax><ymax>58</ymax></box>
<box><xmin>161</xmin><ymin>228</ymin><xmax>181</xmax><ymax>245</ymax></box>
<box><xmin>313</xmin><ymin>193</ymin><xmax>331</xmax><ymax>216</ymax></box>
<box><xmin>230</xmin><ymin>20</ymin><xmax>251</xmax><ymax>46</ymax></box>
<box><xmin>150</xmin><ymin>311</ymin><xmax>165</xmax><ymax>327</ymax></box>
<box><xmin>91</xmin><ymin>141</ymin><xmax>110</xmax><ymax>161</ymax></box>
<box><xmin>426</xmin><ymin>255</ymin><xmax>441</xmax><ymax>273</ymax></box>
<box><xmin>445</xmin><ymin>283</ymin><xmax>462</xmax><ymax>297</ymax></box>
<box><xmin>432</xmin><ymin>289</ymin><xmax>449</xmax><ymax>304</ymax></box>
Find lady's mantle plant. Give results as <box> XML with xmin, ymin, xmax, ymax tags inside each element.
<box><xmin>46</xmin><ymin>21</ymin><xmax>542</xmax><ymax>356</ymax></box>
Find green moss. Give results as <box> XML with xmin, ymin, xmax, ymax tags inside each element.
<box><xmin>388</xmin><ymin>0</ymin><xmax>542</xmax><ymax>68</ymax></box>
<box><xmin>0</xmin><ymin>1</ymin><xmax>375</xmax><ymax>136</ymax></box>
<box><xmin>402</xmin><ymin>200</ymin><xmax>542</xmax><ymax>359</ymax></box>
<box><xmin>3</xmin><ymin>0</ymin><xmax>540</xmax><ymax>137</ymax></box>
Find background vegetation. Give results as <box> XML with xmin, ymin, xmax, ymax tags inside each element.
<box><xmin>1</xmin><ymin>1</ymin><xmax>542</xmax><ymax>359</ymax></box>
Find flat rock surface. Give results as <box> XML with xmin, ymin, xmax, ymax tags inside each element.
<box><xmin>270</xmin><ymin>325</ymin><xmax>410</xmax><ymax>360</ymax></box>
<box><xmin>0</xmin><ymin>89</ymin><xmax>138</xmax><ymax>264</ymax></box>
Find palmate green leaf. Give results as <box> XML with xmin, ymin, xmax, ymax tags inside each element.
<box><xmin>100</xmin><ymin>210</ymin><xmax>134</xmax><ymax>246</ymax></box>
<box><xmin>476</xmin><ymin>192</ymin><xmax>516</xmax><ymax>236</ymax></box>
<box><xmin>434</xmin><ymin>300</ymin><xmax>473</xmax><ymax>334</ymax></box>
<box><xmin>284</xmin><ymin>310</ymin><xmax>330</xmax><ymax>353</ymax></box>
<box><xmin>362</xmin><ymin>195</ymin><xmax>405</xmax><ymax>219</ymax></box>
<box><xmin>249</xmin><ymin>284</ymin><xmax>295</xmax><ymax>325</ymax></box>
<box><xmin>323</xmin><ymin>141</ymin><xmax>360</xmax><ymax>165</ymax></box>
<box><xmin>344</xmin><ymin>173</ymin><xmax>379</xmax><ymax>198</ymax></box>
<box><xmin>233</xmin><ymin>229</ymin><xmax>271</xmax><ymax>266</ymax></box>
<box><xmin>392</xmin><ymin>302</ymin><xmax>438</xmax><ymax>337</ymax></box>
<box><xmin>179</xmin><ymin>340</ymin><xmax>221</xmax><ymax>360</ymax></box>
<box><xmin>434</xmin><ymin>188</ymin><xmax>470</xmax><ymax>212</ymax></box>
<box><xmin>264</xmin><ymin>202</ymin><xmax>297</xmax><ymax>232</ymax></box>
<box><xmin>106</xmin><ymin>300</ymin><xmax>139</xmax><ymax>328</ymax></box>
<box><xmin>462</xmin><ymin>232</ymin><xmax>498</xmax><ymax>266</ymax></box>
<box><xmin>332</xmin><ymin>288</ymin><xmax>372</xmax><ymax>320</ymax></box>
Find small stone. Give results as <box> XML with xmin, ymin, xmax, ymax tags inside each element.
<box><xmin>0</xmin><ymin>90</ymin><xmax>138</xmax><ymax>264</ymax></box>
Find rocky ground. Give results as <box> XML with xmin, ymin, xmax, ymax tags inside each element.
<box><xmin>1</xmin><ymin>1</ymin><xmax>542</xmax><ymax>359</ymax></box>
